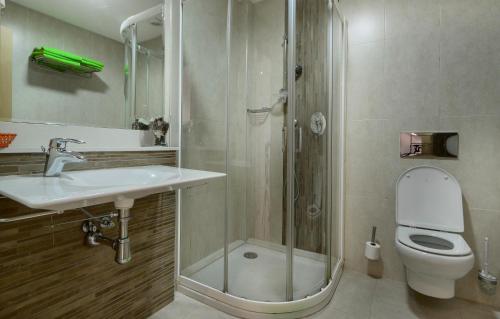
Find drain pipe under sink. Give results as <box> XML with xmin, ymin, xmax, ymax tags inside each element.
<box><xmin>114</xmin><ymin>197</ymin><xmax>134</xmax><ymax>264</ymax></box>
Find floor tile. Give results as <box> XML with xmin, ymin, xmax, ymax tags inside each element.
<box><xmin>150</xmin><ymin>293</ymin><xmax>236</xmax><ymax>319</ymax></box>
<box><xmin>150</xmin><ymin>270</ymin><xmax>500</xmax><ymax>319</ymax></box>
<box><xmin>328</xmin><ymin>271</ymin><xmax>377</xmax><ymax>318</ymax></box>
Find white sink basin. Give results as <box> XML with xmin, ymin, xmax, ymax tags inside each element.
<box><xmin>0</xmin><ymin>165</ymin><xmax>225</xmax><ymax>210</ymax></box>
<box><xmin>60</xmin><ymin>166</ymin><xmax>178</xmax><ymax>188</ymax></box>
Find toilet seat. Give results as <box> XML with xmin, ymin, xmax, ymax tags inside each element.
<box><xmin>397</xmin><ymin>226</ymin><xmax>472</xmax><ymax>257</ymax></box>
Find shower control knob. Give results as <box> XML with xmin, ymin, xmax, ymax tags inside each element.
<box><xmin>310</xmin><ymin>112</ymin><xmax>326</xmax><ymax>136</ymax></box>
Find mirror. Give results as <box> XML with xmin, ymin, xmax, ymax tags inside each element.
<box><xmin>400</xmin><ymin>132</ymin><xmax>459</xmax><ymax>159</ymax></box>
<box><xmin>0</xmin><ymin>0</ymin><xmax>168</xmax><ymax>141</ymax></box>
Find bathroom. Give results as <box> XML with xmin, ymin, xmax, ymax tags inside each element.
<box><xmin>0</xmin><ymin>0</ymin><xmax>498</xmax><ymax>318</ymax></box>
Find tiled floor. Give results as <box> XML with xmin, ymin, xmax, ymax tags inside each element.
<box><xmin>151</xmin><ymin>271</ymin><xmax>500</xmax><ymax>319</ymax></box>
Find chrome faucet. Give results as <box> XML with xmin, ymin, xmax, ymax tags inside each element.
<box><xmin>42</xmin><ymin>138</ymin><xmax>86</xmax><ymax>177</ymax></box>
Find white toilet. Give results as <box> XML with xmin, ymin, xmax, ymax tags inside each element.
<box><xmin>395</xmin><ymin>166</ymin><xmax>474</xmax><ymax>299</ymax></box>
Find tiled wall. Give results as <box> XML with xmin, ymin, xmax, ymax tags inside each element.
<box><xmin>340</xmin><ymin>0</ymin><xmax>500</xmax><ymax>306</ymax></box>
<box><xmin>0</xmin><ymin>150</ymin><xmax>176</xmax><ymax>318</ymax></box>
<box><xmin>2</xmin><ymin>1</ymin><xmax>126</xmax><ymax>128</ymax></box>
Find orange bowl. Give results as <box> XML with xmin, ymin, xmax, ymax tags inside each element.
<box><xmin>0</xmin><ymin>133</ymin><xmax>17</xmax><ymax>148</ymax></box>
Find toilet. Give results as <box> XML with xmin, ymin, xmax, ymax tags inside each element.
<box><xmin>395</xmin><ymin>166</ymin><xmax>474</xmax><ymax>299</ymax></box>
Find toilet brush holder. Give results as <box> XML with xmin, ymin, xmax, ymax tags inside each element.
<box><xmin>478</xmin><ymin>237</ymin><xmax>497</xmax><ymax>285</ymax></box>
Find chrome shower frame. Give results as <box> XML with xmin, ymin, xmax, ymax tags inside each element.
<box><xmin>175</xmin><ymin>0</ymin><xmax>347</xmax><ymax>317</ymax></box>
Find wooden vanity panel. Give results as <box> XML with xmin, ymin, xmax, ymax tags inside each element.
<box><xmin>0</xmin><ymin>150</ymin><xmax>176</xmax><ymax>319</ymax></box>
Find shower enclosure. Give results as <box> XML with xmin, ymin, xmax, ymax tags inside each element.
<box><xmin>121</xmin><ymin>5</ymin><xmax>166</xmax><ymax>132</ymax></box>
<box><xmin>177</xmin><ymin>0</ymin><xmax>345</xmax><ymax>317</ymax></box>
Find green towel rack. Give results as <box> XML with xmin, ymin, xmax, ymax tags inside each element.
<box><xmin>30</xmin><ymin>47</ymin><xmax>104</xmax><ymax>76</ymax></box>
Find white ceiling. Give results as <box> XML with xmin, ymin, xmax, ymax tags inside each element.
<box><xmin>10</xmin><ymin>0</ymin><xmax>164</xmax><ymax>42</ymax></box>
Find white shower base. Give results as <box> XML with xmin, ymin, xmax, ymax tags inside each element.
<box><xmin>185</xmin><ymin>240</ymin><xmax>327</xmax><ymax>302</ymax></box>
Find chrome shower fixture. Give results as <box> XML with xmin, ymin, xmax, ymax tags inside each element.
<box><xmin>246</xmin><ymin>88</ymin><xmax>288</xmax><ymax>114</ymax></box>
<box><xmin>279</xmin><ymin>88</ymin><xmax>288</xmax><ymax>103</ymax></box>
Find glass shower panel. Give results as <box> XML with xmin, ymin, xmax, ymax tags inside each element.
<box><xmin>292</xmin><ymin>0</ymin><xmax>331</xmax><ymax>299</ymax></box>
<box><xmin>227</xmin><ymin>0</ymin><xmax>287</xmax><ymax>302</ymax></box>
<box><xmin>330</xmin><ymin>4</ymin><xmax>343</xmax><ymax>267</ymax></box>
<box><xmin>179</xmin><ymin>0</ymin><xmax>228</xmax><ymax>292</ymax></box>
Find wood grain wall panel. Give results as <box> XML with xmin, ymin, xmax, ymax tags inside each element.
<box><xmin>293</xmin><ymin>0</ymin><xmax>329</xmax><ymax>254</ymax></box>
<box><xmin>0</xmin><ymin>150</ymin><xmax>176</xmax><ymax>319</ymax></box>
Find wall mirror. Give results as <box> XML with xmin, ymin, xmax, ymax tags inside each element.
<box><xmin>400</xmin><ymin>132</ymin><xmax>459</xmax><ymax>159</ymax></box>
<box><xmin>0</xmin><ymin>0</ymin><xmax>169</xmax><ymax>139</ymax></box>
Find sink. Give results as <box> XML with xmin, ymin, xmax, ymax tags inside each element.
<box><xmin>60</xmin><ymin>166</ymin><xmax>178</xmax><ymax>188</ymax></box>
<box><xmin>0</xmin><ymin>165</ymin><xmax>225</xmax><ymax>210</ymax></box>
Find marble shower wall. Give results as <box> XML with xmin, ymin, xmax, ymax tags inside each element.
<box><xmin>2</xmin><ymin>1</ymin><xmax>126</xmax><ymax>128</ymax></box>
<box><xmin>340</xmin><ymin>0</ymin><xmax>500</xmax><ymax>307</ymax></box>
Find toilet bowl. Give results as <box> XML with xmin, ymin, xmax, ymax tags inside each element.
<box><xmin>395</xmin><ymin>166</ymin><xmax>474</xmax><ymax>299</ymax></box>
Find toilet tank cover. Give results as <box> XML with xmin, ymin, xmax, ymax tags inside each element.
<box><xmin>396</xmin><ymin>166</ymin><xmax>464</xmax><ymax>232</ymax></box>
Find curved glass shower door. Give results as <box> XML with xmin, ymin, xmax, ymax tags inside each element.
<box><xmin>179</xmin><ymin>0</ymin><xmax>344</xmax><ymax>308</ymax></box>
<box><xmin>179</xmin><ymin>0</ymin><xmax>229</xmax><ymax>293</ymax></box>
<box><xmin>289</xmin><ymin>0</ymin><xmax>333</xmax><ymax>300</ymax></box>
<box><xmin>226</xmin><ymin>0</ymin><xmax>288</xmax><ymax>302</ymax></box>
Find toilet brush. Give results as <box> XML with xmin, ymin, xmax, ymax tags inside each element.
<box><xmin>478</xmin><ymin>237</ymin><xmax>497</xmax><ymax>287</ymax></box>
<box><xmin>371</xmin><ymin>226</ymin><xmax>377</xmax><ymax>245</ymax></box>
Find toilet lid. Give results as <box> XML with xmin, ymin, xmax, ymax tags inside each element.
<box><xmin>396</xmin><ymin>166</ymin><xmax>463</xmax><ymax>232</ymax></box>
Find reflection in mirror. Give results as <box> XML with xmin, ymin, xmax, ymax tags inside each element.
<box><xmin>122</xmin><ymin>7</ymin><xmax>167</xmax><ymax>144</ymax></box>
<box><xmin>0</xmin><ymin>0</ymin><xmax>168</xmax><ymax>144</ymax></box>
<box><xmin>400</xmin><ymin>132</ymin><xmax>459</xmax><ymax>159</ymax></box>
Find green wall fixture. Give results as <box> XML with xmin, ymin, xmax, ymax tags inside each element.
<box><xmin>30</xmin><ymin>47</ymin><xmax>104</xmax><ymax>75</ymax></box>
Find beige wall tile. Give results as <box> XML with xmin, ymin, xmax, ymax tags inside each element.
<box><xmin>341</xmin><ymin>0</ymin><xmax>500</xmax><ymax>307</ymax></box>
<box><xmin>346</xmin><ymin>42</ymin><xmax>385</xmax><ymax>120</ymax></box>
<box><xmin>341</xmin><ymin>0</ymin><xmax>385</xmax><ymax>45</ymax></box>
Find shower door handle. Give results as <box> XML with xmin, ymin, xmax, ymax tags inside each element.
<box><xmin>283</xmin><ymin>122</ymin><xmax>302</xmax><ymax>153</ymax></box>
<box><xmin>295</xmin><ymin>122</ymin><xmax>302</xmax><ymax>153</ymax></box>
<box><xmin>282</xmin><ymin>127</ymin><xmax>287</xmax><ymax>153</ymax></box>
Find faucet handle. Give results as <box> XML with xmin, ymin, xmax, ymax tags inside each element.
<box><xmin>49</xmin><ymin>138</ymin><xmax>86</xmax><ymax>150</ymax></box>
